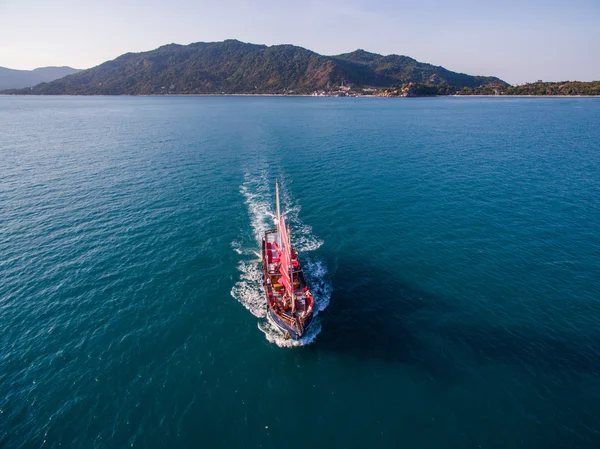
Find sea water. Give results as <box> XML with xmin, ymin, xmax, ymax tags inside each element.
<box><xmin>1</xmin><ymin>96</ymin><xmax>599</xmax><ymax>448</ymax></box>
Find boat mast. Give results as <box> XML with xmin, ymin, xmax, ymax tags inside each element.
<box><xmin>289</xmin><ymin>223</ymin><xmax>295</xmax><ymax>315</ymax></box>
<box><xmin>275</xmin><ymin>179</ymin><xmax>281</xmax><ymax>234</ymax></box>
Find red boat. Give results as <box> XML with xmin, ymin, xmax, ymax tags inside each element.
<box><xmin>261</xmin><ymin>180</ymin><xmax>314</xmax><ymax>339</ymax></box>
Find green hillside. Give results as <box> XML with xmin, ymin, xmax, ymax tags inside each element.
<box><xmin>3</xmin><ymin>40</ymin><xmax>507</xmax><ymax>95</ymax></box>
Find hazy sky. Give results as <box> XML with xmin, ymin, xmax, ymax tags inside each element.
<box><xmin>1</xmin><ymin>0</ymin><xmax>598</xmax><ymax>84</ymax></box>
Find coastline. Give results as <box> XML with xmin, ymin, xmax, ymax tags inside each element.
<box><xmin>452</xmin><ymin>94</ymin><xmax>600</xmax><ymax>98</ymax></box>
<box><xmin>1</xmin><ymin>93</ymin><xmax>599</xmax><ymax>98</ymax></box>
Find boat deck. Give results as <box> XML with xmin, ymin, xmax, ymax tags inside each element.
<box><xmin>264</xmin><ymin>229</ymin><xmax>309</xmax><ymax>313</ymax></box>
<box><xmin>264</xmin><ymin>230</ymin><xmax>281</xmax><ymax>275</ymax></box>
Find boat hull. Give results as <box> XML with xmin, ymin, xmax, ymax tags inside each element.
<box><xmin>266</xmin><ymin>304</ymin><xmax>313</xmax><ymax>340</ymax></box>
<box><xmin>262</xmin><ymin>229</ymin><xmax>314</xmax><ymax>340</ymax></box>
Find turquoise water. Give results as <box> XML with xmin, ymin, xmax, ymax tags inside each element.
<box><xmin>1</xmin><ymin>96</ymin><xmax>599</xmax><ymax>448</ymax></box>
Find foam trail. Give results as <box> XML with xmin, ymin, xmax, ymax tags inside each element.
<box><xmin>230</xmin><ymin>259</ymin><xmax>266</xmax><ymax>318</ymax></box>
<box><xmin>231</xmin><ymin>170</ymin><xmax>332</xmax><ymax>347</ymax></box>
<box><xmin>303</xmin><ymin>257</ymin><xmax>332</xmax><ymax>312</ymax></box>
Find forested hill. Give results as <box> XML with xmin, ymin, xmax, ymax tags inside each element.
<box><xmin>2</xmin><ymin>40</ymin><xmax>506</xmax><ymax>95</ymax></box>
<box><xmin>334</xmin><ymin>50</ymin><xmax>501</xmax><ymax>89</ymax></box>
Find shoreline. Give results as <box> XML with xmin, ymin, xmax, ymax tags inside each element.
<box><xmin>452</xmin><ymin>94</ymin><xmax>600</xmax><ymax>98</ymax></box>
<box><xmin>1</xmin><ymin>93</ymin><xmax>599</xmax><ymax>98</ymax></box>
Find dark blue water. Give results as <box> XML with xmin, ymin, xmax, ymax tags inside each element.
<box><xmin>1</xmin><ymin>96</ymin><xmax>599</xmax><ymax>448</ymax></box>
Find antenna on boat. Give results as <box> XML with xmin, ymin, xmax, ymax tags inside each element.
<box><xmin>275</xmin><ymin>179</ymin><xmax>281</xmax><ymax>233</ymax></box>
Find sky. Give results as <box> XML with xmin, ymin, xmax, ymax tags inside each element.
<box><xmin>0</xmin><ymin>0</ymin><xmax>598</xmax><ymax>84</ymax></box>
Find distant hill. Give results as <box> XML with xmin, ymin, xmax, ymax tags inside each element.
<box><xmin>502</xmin><ymin>81</ymin><xmax>600</xmax><ymax>96</ymax></box>
<box><xmin>0</xmin><ymin>66</ymin><xmax>81</xmax><ymax>90</ymax></box>
<box><xmin>1</xmin><ymin>40</ymin><xmax>507</xmax><ymax>95</ymax></box>
<box><xmin>334</xmin><ymin>49</ymin><xmax>502</xmax><ymax>88</ymax></box>
<box><xmin>450</xmin><ymin>80</ymin><xmax>600</xmax><ymax>96</ymax></box>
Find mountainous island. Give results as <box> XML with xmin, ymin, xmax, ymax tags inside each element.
<box><xmin>1</xmin><ymin>40</ymin><xmax>506</xmax><ymax>96</ymax></box>
<box><xmin>1</xmin><ymin>40</ymin><xmax>597</xmax><ymax>96</ymax></box>
<box><xmin>0</xmin><ymin>66</ymin><xmax>80</xmax><ymax>90</ymax></box>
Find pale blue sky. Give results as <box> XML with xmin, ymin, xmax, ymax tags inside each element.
<box><xmin>1</xmin><ymin>0</ymin><xmax>598</xmax><ymax>84</ymax></box>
